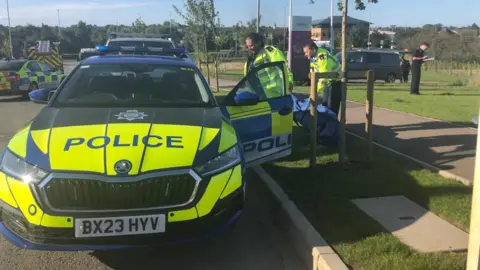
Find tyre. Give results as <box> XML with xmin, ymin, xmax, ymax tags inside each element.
<box><xmin>385</xmin><ymin>73</ymin><xmax>396</xmax><ymax>83</ymax></box>
<box><xmin>29</xmin><ymin>82</ymin><xmax>38</xmax><ymax>91</ymax></box>
<box><xmin>21</xmin><ymin>82</ymin><xmax>38</xmax><ymax>98</ymax></box>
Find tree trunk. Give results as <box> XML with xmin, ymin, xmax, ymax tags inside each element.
<box><xmin>339</xmin><ymin>0</ymin><xmax>348</xmax><ymax>165</ymax></box>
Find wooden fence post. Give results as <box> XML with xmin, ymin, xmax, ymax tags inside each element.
<box><xmin>206</xmin><ymin>57</ymin><xmax>211</xmax><ymax>86</ymax></box>
<box><xmin>214</xmin><ymin>60</ymin><xmax>219</xmax><ymax>92</ymax></box>
<box><xmin>310</xmin><ymin>72</ymin><xmax>319</xmax><ymax>168</ymax></box>
<box><xmin>366</xmin><ymin>70</ymin><xmax>375</xmax><ymax>162</ymax></box>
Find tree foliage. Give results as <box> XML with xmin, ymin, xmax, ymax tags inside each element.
<box><xmin>309</xmin><ymin>0</ymin><xmax>378</xmax><ymax>10</ymax></box>
<box><xmin>348</xmin><ymin>26</ymin><xmax>369</xmax><ymax>47</ymax></box>
<box><xmin>0</xmin><ymin>19</ymin><xmax>185</xmax><ymax>58</ymax></box>
<box><xmin>173</xmin><ymin>0</ymin><xmax>220</xmax><ymax>55</ymax></box>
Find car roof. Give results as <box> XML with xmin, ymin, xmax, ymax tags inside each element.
<box><xmin>81</xmin><ymin>55</ymin><xmax>196</xmax><ymax>68</ymax></box>
<box><xmin>353</xmin><ymin>49</ymin><xmax>400</xmax><ymax>54</ymax></box>
<box><xmin>109</xmin><ymin>38</ymin><xmax>172</xmax><ymax>42</ymax></box>
<box><xmin>0</xmin><ymin>59</ymin><xmax>27</xmax><ymax>64</ymax></box>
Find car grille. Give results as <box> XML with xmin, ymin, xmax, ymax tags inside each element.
<box><xmin>42</xmin><ymin>174</ymin><xmax>197</xmax><ymax>211</ymax></box>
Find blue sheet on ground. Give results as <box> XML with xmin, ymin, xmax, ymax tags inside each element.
<box><xmin>291</xmin><ymin>94</ymin><xmax>340</xmax><ymax>148</ymax></box>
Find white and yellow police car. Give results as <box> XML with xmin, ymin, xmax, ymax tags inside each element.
<box><xmin>0</xmin><ymin>45</ymin><xmax>293</xmax><ymax>250</ymax></box>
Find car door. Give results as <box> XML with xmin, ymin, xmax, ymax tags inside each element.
<box><xmin>347</xmin><ymin>52</ymin><xmax>366</xmax><ymax>79</ymax></box>
<box><xmin>365</xmin><ymin>52</ymin><xmax>382</xmax><ymax>80</ymax></box>
<box><xmin>24</xmin><ymin>61</ymin><xmax>42</xmax><ymax>88</ymax></box>
<box><xmin>38</xmin><ymin>61</ymin><xmax>62</xmax><ymax>89</ymax></box>
<box><xmin>220</xmin><ymin>61</ymin><xmax>293</xmax><ymax>167</ymax></box>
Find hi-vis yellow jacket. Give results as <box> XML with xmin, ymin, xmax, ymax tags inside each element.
<box><xmin>309</xmin><ymin>48</ymin><xmax>341</xmax><ymax>92</ymax></box>
<box><xmin>244</xmin><ymin>45</ymin><xmax>294</xmax><ymax>97</ymax></box>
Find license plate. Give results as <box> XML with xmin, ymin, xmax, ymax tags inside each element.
<box><xmin>74</xmin><ymin>214</ymin><xmax>165</xmax><ymax>238</ymax></box>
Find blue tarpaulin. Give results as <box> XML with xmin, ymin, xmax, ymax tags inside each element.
<box><xmin>291</xmin><ymin>94</ymin><xmax>340</xmax><ymax>148</ymax></box>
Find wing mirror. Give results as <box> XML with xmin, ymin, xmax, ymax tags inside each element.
<box><xmin>233</xmin><ymin>91</ymin><xmax>259</xmax><ymax>106</ymax></box>
<box><xmin>29</xmin><ymin>88</ymin><xmax>55</xmax><ymax>104</ymax></box>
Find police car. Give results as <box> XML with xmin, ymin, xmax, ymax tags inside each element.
<box><xmin>0</xmin><ymin>45</ymin><xmax>293</xmax><ymax>250</ymax></box>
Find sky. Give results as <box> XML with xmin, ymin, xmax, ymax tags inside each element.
<box><xmin>0</xmin><ymin>0</ymin><xmax>478</xmax><ymax>28</ymax></box>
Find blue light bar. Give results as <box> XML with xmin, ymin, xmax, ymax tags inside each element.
<box><xmin>95</xmin><ymin>45</ymin><xmax>187</xmax><ymax>55</ymax></box>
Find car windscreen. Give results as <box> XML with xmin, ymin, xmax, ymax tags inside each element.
<box><xmin>108</xmin><ymin>40</ymin><xmax>174</xmax><ymax>49</ymax></box>
<box><xmin>0</xmin><ymin>60</ymin><xmax>26</xmax><ymax>71</ymax></box>
<box><xmin>53</xmin><ymin>63</ymin><xmax>213</xmax><ymax>107</ymax></box>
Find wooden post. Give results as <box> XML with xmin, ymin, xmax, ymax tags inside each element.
<box><xmin>365</xmin><ymin>70</ymin><xmax>374</xmax><ymax>162</ymax></box>
<box><xmin>310</xmin><ymin>72</ymin><xmax>319</xmax><ymax>168</ymax></box>
<box><xmin>214</xmin><ymin>60</ymin><xmax>219</xmax><ymax>92</ymax></box>
<box><xmin>206</xmin><ymin>58</ymin><xmax>211</xmax><ymax>86</ymax></box>
<box><xmin>467</xmin><ymin>106</ymin><xmax>480</xmax><ymax>270</ymax></box>
<box><xmin>339</xmin><ymin>0</ymin><xmax>349</xmax><ymax>165</ymax></box>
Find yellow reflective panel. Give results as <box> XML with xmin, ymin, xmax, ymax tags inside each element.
<box><xmin>198</xmin><ymin>127</ymin><xmax>220</xmax><ymax>151</ymax></box>
<box><xmin>41</xmin><ymin>214</ymin><xmax>73</xmax><ymax>228</ymax></box>
<box><xmin>30</xmin><ymin>129</ymin><xmax>51</xmax><ymax>155</ymax></box>
<box><xmin>271</xmin><ymin>111</ymin><xmax>293</xmax><ymax>136</ymax></box>
<box><xmin>105</xmin><ymin>123</ymin><xmax>151</xmax><ymax>176</ymax></box>
<box><xmin>218</xmin><ymin>121</ymin><xmax>237</xmax><ymax>153</ymax></box>
<box><xmin>220</xmin><ymin>165</ymin><xmax>242</xmax><ymax>199</ymax></box>
<box><xmin>7</xmin><ymin>124</ymin><xmax>31</xmax><ymax>159</ymax></box>
<box><xmin>141</xmin><ymin>124</ymin><xmax>202</xmax><ymax>172</ymax></box>
<box><xmin>49</xmin><ymin>125</ymin><xmax>106</xmax><ymax>173</ymax></box>
<box><xmin>0</xmin><ymin>172</ymin><xmax>18</xmax><ymax>208</ymax></box>
<box><xmin>8</xmin><ymin>177</ymin><xmax>43</xmax><ymax>225</ymax></box>
<box><xmin>226</xmin><ymin>102</ymin><xmax>271</xmax><ymax>120</ymax></box>
<box><xmin>168</xmin><ymin>207</ymin><xmax>198</xmax><ymax>223</ymax></box>
<box><xmin>196</xmin><ymin>168</ymin><xmax>231</xmax><ymax>217</ymax></box>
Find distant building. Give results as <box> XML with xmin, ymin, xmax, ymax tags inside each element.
<box><xmin>311</xmin><ymin>16</ymin><xmax>371</xmax><ymax>41</ymax></box>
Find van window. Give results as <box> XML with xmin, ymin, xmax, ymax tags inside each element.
<box><xmin>381</xmin><ymin>54</ymin><xmax>401</xmax><ymax>66</ymax></box>
<box><xmin>349</xmin><ymin>53</ymin><xmax>364</xmax><ymax>63</ymax></box>
<box><xmin>366</xmin><ymin>53</ymin><xmax>381</xmax><ymax>63</ymax></box>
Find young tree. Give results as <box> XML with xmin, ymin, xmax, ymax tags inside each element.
<box><xmin>309</xmin><ymin>0</ymin><xmax>378</xmax><ymax>10</ymax></box>
<box><xmin>309</xmin><ymin>0</ymin><xmax>379</xmax><ymax>165</ymax></box>
<box><xmin>173</xmin><ymin>0</ymin><xmax>220</xmax><ymax>54</ymax></box>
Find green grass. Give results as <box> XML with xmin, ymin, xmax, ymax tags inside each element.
<box><xmin>211</xmin><ymin>68</ymin><xmax>479</xmax><ymax>124</ymax></box>
<box><xmin>295</xmin><ymin>83</ymin><xmax>479</xmax><ymax>125</ymax></box>
<box><xmin>421</xmin><ymin>70</ymin><xmax>471</xmax><ymax>85</ymax></box>
<box><xmin>262</xmin><ymin>128</ymin><xmax>471</xmax><ymax>270</ymax></box>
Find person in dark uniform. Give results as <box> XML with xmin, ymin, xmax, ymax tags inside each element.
<box><xmin>400</xmin><ymin>56</ymin><xmax>411</xmax><ymax>83</ymax></box>
<box><xmin>410</xmin><ymin>42</ymin><xmax>429</xmax><ymax>94</ymax></box>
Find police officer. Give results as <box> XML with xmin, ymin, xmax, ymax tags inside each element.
<box><xmin>303</xmin><ymin>42</ymin><xmax>341</xmax><ymax>115</ymax></box>
<box><xmin>400</xmin><ymin>55</ymin><xmax>411</xmax><ymax>83</ymax></box>
<box><xmin>245</xmin><ymin>32</ymin><xmax>294</xmax><ymax>97</ymax></box>
<box><xmin>410</xmin><ymin>42</ymin><xmax>429</xmax><ymax>95</ymax></box>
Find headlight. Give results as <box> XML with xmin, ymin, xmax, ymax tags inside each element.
<box><xmin>0</xmin><ymin>150</ymin><xmax>48</xmax><ymax>184</ymax></box>
<box><xmin>195</xmin><ymin>146</ymin><xmax>241</xmax><ymax>177</ymax></box>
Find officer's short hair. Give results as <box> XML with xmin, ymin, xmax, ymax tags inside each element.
<box><xmin>303</xmin><ymin>42</ymin><xmax>318</xmax><ymax>50</ymax></box>
<box><xmin>246</xmin><ymin>32</ymin><xmax>265</xmax><ymax>47</ymax></box>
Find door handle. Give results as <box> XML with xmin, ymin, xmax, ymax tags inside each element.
<box><xmin>278</xmin><ymin>106</ymin><xmax>292</xmax><ymax>116</ymax></box>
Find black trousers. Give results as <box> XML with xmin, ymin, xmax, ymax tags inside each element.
<box><xmin>410</xmin><ymin>66</ymin><xmax>421</xmax><ymax>94</ymax></box>
<box><xmin>402</xmin><ymin>70</ymin><xmax>409</xmax><ymax>83</ymax></box>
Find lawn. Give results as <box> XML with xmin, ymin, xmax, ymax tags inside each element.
<box><xmin>261</xmin><ymin>128</ymin><xmax>471</xmax><ymax>270</ymax></box>
<box><xmin>210</xmin><ymin>67</ymin><xmax>479</xmax><ymax>124</ymax></box>
<box><xmin>295</xmin><ymin>83</ymin><xmax>479</xmax><ymax>125</ymax></box>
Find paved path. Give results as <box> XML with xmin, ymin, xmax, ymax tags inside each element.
<box><xmin>210</xmin><ymin>77</ymin><xmax>477</xmax><ymax>183</ymax></box>
<box><xmin>0</xmin><ymin>62</ymin><xmax>306</xmax><ymax>270</ymax></box>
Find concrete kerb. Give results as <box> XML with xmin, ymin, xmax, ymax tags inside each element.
<box><xmin>346</xmin><ymin>131</ymin><xmax>472</xmax><ymax>186</ymax></box>
<box><xmin>253</xmin><ymin>166</ymin><xmax>349</xmax><ymax>270</ymax></box>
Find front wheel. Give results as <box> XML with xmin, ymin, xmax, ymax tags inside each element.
<box><xmin>21</xmin><ymin>82</ymin><xmax>38</xmax><ymax>98</ymax></box>
<box><xmin>385</xmin><ymin>73</ymin><xmax>396</xmax><ymax>83</ymax></box>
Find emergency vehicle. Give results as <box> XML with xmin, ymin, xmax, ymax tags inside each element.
<box><xmin>0</xmin><ymin>41</ymin><xmax>65</xmax><ymax>95</ymax></box>
<box><xmin>0</xmin><ymin>45</ymin><xmax>293</xmax><ymax>250</ymax></box>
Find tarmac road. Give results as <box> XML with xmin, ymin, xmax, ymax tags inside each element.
<box><xmin>0</xmin><ymin>60</ymin><xmax>306</xmax><ymax>270</ymax></box>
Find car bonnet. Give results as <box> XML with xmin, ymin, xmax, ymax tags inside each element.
<box><xmin>5</xmin><ymin>106</ymin><xmax>238</xmax><ymax>176</ymax></box>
